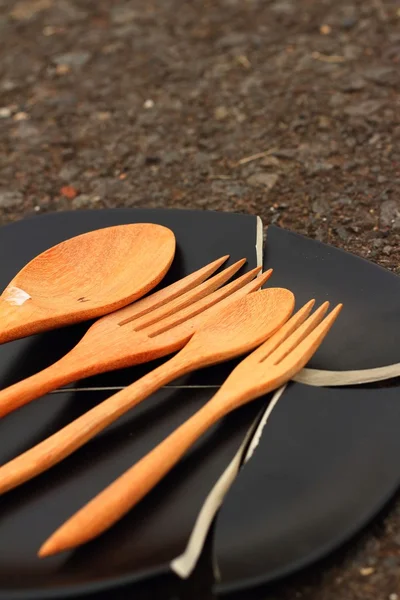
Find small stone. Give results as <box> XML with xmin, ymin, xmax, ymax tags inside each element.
<box><xmin>10</xmin><ymin>0</ymin><xmax>52</xmax><ymax>20</ymax></box>
<box><xmin>359</xmin><ymin>567</ymin><xmax>375</xmax><ymax>576</ymax></box>
<box><xmin>312</xmin><ymin>199</ymin><xmax>330</xmax><ymax>214</ymax></box>
<box><xmin>270</xmin><ymin>0</ymin><xmax>295</xmax><ymax>15</ymax></box>
<box><xmin>369</xmin><ymin>134</ymin><xmax>381</xmax><ymax>146</ymax></box>
<box><xmin>340</xmin><ymin>76</ymin><xmax>366</xmax><ymax>92</ymax></box>
<box><xmin>344</xmin><ymin>161</ymin><xmax>357</xmax><ymax>171</ymax></box>
<box><xmin>143</xmin><ymin>99</ymin><xmax>155</xmax><ymax>109</ymax></box>
<box><xmin>225</xmin><ymin>184</ymin><xmax>248</xmax><ymax>198</ymax></box>
<box><xmin>247</xmin><ymin>172</ymin><xmax>279</xmax><ymax>190</ymax></box>
<box><xmin>270</xmin><ymin>211</ymin><xmax>281</xmax><ymax>224</ymax></box>
<box><xmin>216</xmin><ymin>32</ymin><xmax>249</xmax><ymax>50</ymax></box>
<box><xmin>383</xmin><ymin>556</ymin><xmax>400</xmax><ymax>568</ymax></box>
<box><xmin>362</xmin><ymin>67</ymin><xmax>396</xmax><ymax>86</ymax></box>
<box><xmin>163</xmin><ymin>151</ymin><xmax>180</xmax><ymax>165</ymax></box>
<box><xmin>341</xmin><ymin>16</ymin><xmax>358</xmax><ymax>29</ymax></box>
<box><xmin>72</xmin><ymin>194</ymin><xmax>99</xmax><ymax>209</ymax></box>
<box><xmin>320</xmin><ymin>24</ymin><xmax>331</xmax><ymax>35</ymax></box>
<box><xmin>329</xmin><ymin>93</ymin><xmax>346</xmax><ymax>107</ymax></box>
<box><xmin>12</xmin><ymin>123</ymin><xmax>39</xmax><ymax>139</ymax></box>
<box><xmin>380</xmin><ymin>199</ymin><xmax>400</xmax><ymax>228</ymax></box>
<box><xmin>344</xmin><ymin>100</ymin><xmax>383</xmax><ymax>117</ymax></box>
<box><xmin>336</xmin><ymin>196</ymin><xmax>352</xmax><ymax>206</ymax></box>
<box><xmin>55</xmin><ymin>64</ymin><xmax>71</xmax><ymax>75</ymax></box>
<box><xmin>0</xmin><ymin>190</ymin><xmax>24</xmax><ymax>208</ymax></box>
<box><xmin>0</xmin><ymin>107</ymin><xmax>11</xmax><ymax>118</ymax></box>
<box><xmin>59</xmin><ymin>164</ymin><xmax>80</xmax><ymax>181</ymax></box>
<box><xmin>13</xmin><ymin>112</ymin><xmax>29</xmax><ymax>121</ymax></box>
<box><xmin>389</xmin><ymin>594</ymin><xmax>398</xmax><ymax>600</ymax></box>
<box><xmin>343</xmin><ymin>44</ymin><xmax>362</xmax><ymax>60</ymax></box>
<box><xmin>102</xmin><ymin>42</ymin><xmax>123</xmax><ymax>55</ymax></box>
<box><xmin>112</xmin><ymin>23</ymin><xmax>140</xmax><ymax>38</ymax></box>
<box><xmin>307</xmin><ymin>162</ymin><xmax>335</xmax><ymax>175</ymax></box>
<box><xmin>111</xmin><ymin>6</ymin><xmax>137</xmax><ymax>24</ymax></box>
<box><xmin>317</xmin><ymin>116</ymin><xmax>331</xmax><ymax>129</ymax></box>
<box><xmin>272</xmin><ymin>149</ymin><xmax>297</xmax><ymax>159</ymax></box>
<box><xmin>96</xmin><ymin>111</ymin><xmax>111</xmax><ymax>121</ymax></box>
<box><xmin>46</xmin><ymin>92</ymin><xmax>76</xmax><ymax>107</ymax></box>
<box><xmin>260</xmin><ymin>156</ymin><xmax>280</xmax><ymax>168</ymax></box>
<box><xmin>345</xmin><ymin>137</ymin><xmax>357</xmax><ymax>149</ymax></box>
<box><xmin>1</xmin><ymin>80</ymin><xmax>17</xmax><ymax>92</ymax></box>
<box><xmin>194</xmin><ymin>152</ymin><xmax>212</xmax><ymax>166</ymax></box>
<box><xmin>382</xmin><ymin>246</ymin><xmax>392</xmax><ymax>256</ymax></box>
<box><xmin>314</xmin><ymin>226</ymin><xmax>326</xmax><ymax>242</ymax></box>
<box><xmin>214</xmin><ymin>106</ymin><xmax>229</xmax><ymax>120</ymax></box>
<box><xmin>43</xmin><ymin>25</ymin><xmax>58</xmax><ymax>36</ymax></box>
<box><xmin>53</xmin><ymin>52</ymin><xmax>91</xmax><ymax>67</ymax></box>
<box><xmin>56</xmin><ymin>0</ymin><xmax>88</xmax><ymax>22</ymax></box>
<box><xmin>235</xmin><ymin>55</ymin><xmax>251</xmax><ymax>69</ymax></box>
<box><xmin>60</xmin><ymin>185</ymin><xmax>78</xmax><ymax>199</ymax></box>
<box><xmin>335</xmin><ymin>226</ymin><xmax>349</xmax><ymax>241</ymax></box>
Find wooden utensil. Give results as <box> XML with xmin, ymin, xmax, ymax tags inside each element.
<box><xmin>0</xmin><ymin>224</ymin><xmax>176</xmax><ymax>344</ymax></box>
<box><xmin>0</xmin><ymin>257</ymin><xmax>272</xmax><ymax>419</ymax></box>
<box><xmin>39</xmin><ymin>297</ymin><xmax>342</xmax><ymax>557</ymax></box>
<box><xmin>0</xmin><ymin>285</ymin><xmax>293</xmax><ymax>498</ymax></box>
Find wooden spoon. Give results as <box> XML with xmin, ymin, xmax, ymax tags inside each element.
<box><xmin>0</xmin><ymin>223</ymin><xmax>176</xmax><ymax>344</ymax></box>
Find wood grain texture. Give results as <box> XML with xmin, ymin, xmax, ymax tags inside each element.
<box><xmin>39</xmin><ymin>298</ymin><xmax>342</xmax><ymax>557</ymax></box>
<box><xmin>37</xmin><ymin>287</ymin><xmax>295</xmax><ymax>556</ymax></box>
<box><xmin>0</xmin><ymin>283</ymin><xmax>290</xmax><ymax>498</ymax></box>
<box><xmin>0</xmin><ymin>224</ymin><xmax>176</xmax><ymax>344</ymax></box>
<box><xmin>0</xmin><ymin>261</ymin><xmax>271</xmax><ymax>418</ymax></box>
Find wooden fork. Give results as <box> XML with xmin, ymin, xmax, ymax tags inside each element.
<box><xmin>38</xmin><ymin>298</ymin><xmax>342</xmax><ymax>557</ymax></box>
<box><xmin>0</xmin><ymin>257</ymin><xmax>272</xmax><ymax>418</ymax></box>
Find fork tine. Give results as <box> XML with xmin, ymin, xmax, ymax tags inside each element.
<box><xmin>269</xmin><ymin>301</ymin><xmax>330</xmax><ymax>365</ymax></box>
<box><xmin>146</xmin><ymin>268</ymin><xmax>271</xmax><ymax>338</ymax></box>
<box><xmin>124</xmin><ymin>258</ymin><xmax>246</xmax><ymax>330</ymax></box>
<box><xmin>114</xmin><ymin>255</ymin><xmax>229</xmax><ymax>323</ymax></box>
<box><xmin>277</xmin><ymin>304</ymin><xmax>343</xmax><ymax>371</ymax></box>
<box><xmin>247</xmin><ymin>299</ymin><xmax>316</xmax><ymax>363</ymax></box>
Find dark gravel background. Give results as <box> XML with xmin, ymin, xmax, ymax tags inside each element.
<box><xmin>0</xmin><ymin>1</ymin><xmax>399</xmax><ymax>599</ymax></box>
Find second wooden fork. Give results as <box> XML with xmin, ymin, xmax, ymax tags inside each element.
<box><xmin>38</xmin><ymin>297</ymin><xmax>342</xmax><ymax>556</ymax></box>
<box><xmin>0</xmin><ymin>257</ymin><xmax>271</xmax><ymax>418</ymax></box>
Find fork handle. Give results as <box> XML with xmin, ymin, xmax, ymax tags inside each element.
<box><xmin>39</xmin><ymin>392</ymin><xmax>230</xmax><ymax>557</ymax></box>
<box><xmin>0</xmin><ymin>351</ymin><xmax>195</xmax><ymax>495</ymax></box>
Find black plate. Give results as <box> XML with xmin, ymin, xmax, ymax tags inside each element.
<box><xmin>213</xmin><ymin>225</ymin><xmax>400</xmax><ymax>594</ymax></box>
<box><xmin>0</xmin><ymin>208</ymin><xmax>263</xmax><ymax>599</ymax></box>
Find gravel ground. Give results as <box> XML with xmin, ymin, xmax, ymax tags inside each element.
<box><xmin>0</xmin><ymin>1</ymin><xmax>399</xmax><ymax>599</ymax></box>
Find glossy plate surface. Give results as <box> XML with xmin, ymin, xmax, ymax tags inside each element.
<box><xmin>213</xmin><ymin>225</ymin><xmax>400</xmax><ymax>594</ymax></box>
<box><xmin>0</xmin><ymin>209</ymin><xmax>261</xmax><ymax>599</ymax></box>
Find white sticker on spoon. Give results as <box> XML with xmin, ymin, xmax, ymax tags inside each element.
<box><xmin>2</xmin><ymin>286</ymin><xmax>31</xmax><ymax>306</ymax></box>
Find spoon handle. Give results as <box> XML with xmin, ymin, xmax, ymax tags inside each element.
<box><xmin>0</xmin><ymin>297</ymin><xmax>40</xmax><ymax>344</ymax></box>
<box><xmin>39</xmin><ymin>392</ymin><xmax>229</xmax><ymax>557</ymax></box>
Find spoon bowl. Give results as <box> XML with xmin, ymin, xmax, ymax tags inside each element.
<box><xmin>0</xmin><ymin>223</ymin><xmax>176</xmax><ymax>343</ymax></box>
